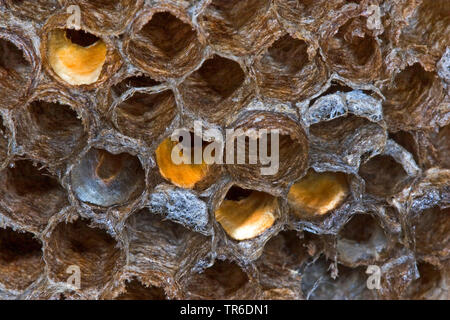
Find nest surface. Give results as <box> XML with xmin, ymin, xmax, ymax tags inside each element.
<box><xmin>0</xmin><ymin>0</ymin><xmax>449</xmax><ymax>300</ymax></box>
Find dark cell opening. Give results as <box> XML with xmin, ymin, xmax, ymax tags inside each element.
<box><xmin>65</xmin><ymin>29</ymin><xmax>100</xmax><ymax>47</ymax></box>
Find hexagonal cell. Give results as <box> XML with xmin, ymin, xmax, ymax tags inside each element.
<box><xmin>412</xmin><ymin>206</ymin><xmax>449</xmax><ymax>259</ymax></box>
<box><xmin>0</xmin><ymin>227</ymin><xmax>44</xmax><ymax>293</ymax></box>
<box><xmin>71</xmin><ymin>148</ymin><xmax>146</xmax><ymax>207</ymax></box>
<box><xmin>405</xmin><ymin>262</ymin><xmax>448</xmax><ymax>300</ymax></box>
<box><xmin>126</xmin><ymin>10</ymin><xmax>205</xmax><ymax>79</ymax></box>
<box><xmin>114</xmin><ymin>90</ymin><xmax>177</xmax><ymax>145</ymax></box>
<box><xmin>199</xmin><ymin>0</ymin><xmax>280</xmax><ymax>55</ymax></box>
<box><xmin>337</xmin><ymin>214</ymin><xmax>389</xmax><ymax>266</ymax></box>
<box><xmin>5</xmin><ymin>0</ymin><xmax>61</xmax><ymax>21</ymax></box>
<box><xmin>359</xmin><ymin>155</ymin><xmax>409</xmax><ymax>197</ymax></box>
<box><xmin>0</xmin><ymin>37</ymin><xmax>32</xmax><ymax>108</ymax></box>
<box><xmin>182</xmin><ymin>260</ymin><xmax>251</xmax><ymax>299</ymax></box>
<box><xmin>47</xmin><ymin>28</ymin><xmax>107</xmax><ymax>85</ymax></box>
<box><xmin>399</xmin><ymin>0</ymin><xmax>449</xmax><ymax>61</ymax></box>
<box><xmin>45</xmin><ymin>219</ymin><xmax>123</xmax><ymax>292</ymax></box>
<box><xmin>215</xmin><ymin>186</ymin><xmax>278</xmax><ymax>241</ymax></box>
<box><xmin>125</xmin><ymin>209</ymin><xmax>210</xmax><ymax>287</ymax></box>
<box><xmin>155</xmin><ymin>133</ymin><xmax>213</xmax><ymax>189</ymax></box>
<box><xmin>382</xmin><ymin>63</ymin><xmax>444</xmax><ymax>131</ymax></box>
<box><xmin>256</xmin><ymin>231</ymin><xmax>316</xmax><ymax>299</ymax></box>
<box><xmin>301</xmin><ymin>256</ymin><xmax>376</xmax><ymax>300</ymax></box>
<box><xmin>323</xmin><ymin>16</ymin><xmax>382</xmax><ymax>82</ymax></box>
<box><xmin>254</xmin><ymin>34</ymin><xmax>327</xmax><ymax>100</ymax></box>
<box><xmin>16</xmin><ymin>99</ymin><xmax>87</xmax><ymax>162</ymax></box>
<box><xmin>309</xmin><ymin>115</ymin><xmax>386</xmax><ymax>168</ymax></box>
<box><xmin>116</xmin><ymin>278</ymin><xmax>166</xmax><ymax>300</ymax></box>
<box><xmin>71</xmin><ymin>0</ymin><xmax>144</xmax><ymax>35</ymax></box>
<box><xmin>227</xmin><ymin>111</ymin><xmax>309</xmax><ymax>192</ymax></box>
<box><xmin>178</xmin><ymin>55</ymin><xmax>247</xmax><ymax>123</ymax></box>
<box><xmin>288</xmin><ymin>170</ymin><xmax>349</xmax><ymax>219</ymax></box>
<box><xmin>0</xmin><ymin>160</ymin><xmax>68</xmax><ymax>231</ymax></box>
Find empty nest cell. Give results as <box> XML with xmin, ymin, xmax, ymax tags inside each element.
<box><xmin>155</xmin><ymin>133</ymin><xmax>212</xmax><ymax>189</ymax></box>
<box><xmin>70</xmin><ymin>148</ymin><xmax>146</xmax><ymax>207</ymax></box>
<box><xmin>0</xmin><ymin>37</ymin><xmax>32</xmax><ymax>108</ymax></box>
<box><xmin>215</xmin><ymin>186</ymin><xmax>278</xmax><ymax>241</ymax></box>
<box><xmin>47</xmin><ymin>28</ymin><xmax>107</xmax><ymax>85</ymax></box>
<box><xmin>337</xmin><ymin>214</ymin><xmax>389</xmax><ymax>266</ymax></box>
<box><xmin>116</xmin><ymin>278</ymin><xmax>166</xmax><ymax>300</ymax></box>
<box><xmin>359</xmin><ymin>155</ymin><xmax>408</xmax><ymax>197</ymax></box>
<box><xmin>0</xmin><ymin>227</ymin><xmax>44</xmax><ymax>292</ymax></box>
<box><xmin>179</xmin><ymin>55</ymin><xmax>246</xmax><ymax>123</ymax></box>
<box><xmin>16</xmin><ymin>99</ymin><xmax>86</xmax><ymax>162</ymax></box>
<box><xmin>322</xmin><ymin>16</ymin><xmax>382</xmax><ymax>82</ymax></box>
<box><xmin>125</xmin><ymin>208</ymin><xmax>209</xmax><ymax>286</ymax></box>
<box><xmin>412</xmin><ymin>207</ymin><xmax>449</xmax><ymax>259</ymax></box>
<box><xmin>114</xmin><ymin>90</ymin><xmax>177</xmax><ymax>145</ymax></box>
<box><xmin>72</xmin><ymin>0</ymin><xmax>143</xmax><ymax>35</ymax></box>
<box><xmin>301</xmin><ymin>256</ymin><xmax>376</xmax><ymax>300</ymax></box>
<box><xmin>199</xmin><ymin>0</ymin><xmax>277</xmax><ymax>55</ymax></box>
<box><xmin>127</xmin><ymin>10</ymin><xmax>204</xmax><ymax>79</ymax></box>
<box><xmin>5</xmin><ymin>0</ymin><xmax>61</xmax><ymax>21</ymax></box>
<box><xmin>406</xmin><ymin>262</ymin><xmax>447</xmax><ymax>299</ymax></box>
<box><xmin>183</xmin><ymin>260</ymin><xmax>250</xmax><ymax>299</ymax></box>
<box><xmin>45</xmin><ymin>219</ymin><xmax>123</xmax><ymax>292</ymax></box>
<box><xmin>382</xmin><ymin>63</ymin><xmax>445</xmax><ymax>131</ymax></box>
<box><xmin>227</xmin><ymin>112</ymin><xmax>309</xmax><ymax>191</ymax></box>
<box><xmin>254</xmin><ymin>34</ymin><xmax>327</xmax><ymax>100</ymax></box>
<box><xmin>288</xmin><ymin>170</ymin><xmax>350</xmax><ymax>218</ymax></box>
<box><xmin>0</xmin><ymin>160</ymin><xmax>68</xmax><ymax>231</ymax></box>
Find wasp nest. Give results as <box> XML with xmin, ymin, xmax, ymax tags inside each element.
<box><xmin>0</xmin><ymin>0</ymin><xmax>448</xmax><ymax>300</ymax></box>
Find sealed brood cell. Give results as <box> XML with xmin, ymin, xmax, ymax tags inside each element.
<box><xmin>113</xmin><ymin>90</ymin><xmax>177</xmax><ymax>148</ymax></box>
<box><xmin>0</xmin><ymin>160</ymin><xmax>68</xmax><ymax>232</ymax></box>
<box><xmin>253</xmin><ymin>34</ymin><xmax>327</xmax><ymax>100</ymax></box>
<box><xmin>70</xmin><ymin>148</ymin><xmax>146</xmax><ymax>207</ymax></box>
<box><xmin>124</xmin><ymin>209</ymin><xmax>211</xmax><ymax>297</ymax></box>
<box><xmin>0</xmin><ymin>32</ymin><xmax>35</xmax><ymax>109</ymax></box>
<box><xmin>45</xmin><ymin>218</ymin><xmax>124</xmax><ymax>294</ymax></box>
<box><xmin>226</xmin><ymin>111</ymin><xmax>309</xmax><ymax>193</ymax></box>
<box><xmin>155</xmin><ymin>131</ymin><xmax>219</xmax><ymax>190</ymax></box>
<box><xmin>40</xmin><ymin>14</ymin><xmax>121</xmax><ymax>87</ymax></box>
<box><xmin>181</xmin><ymin>260</ymin><xmax>255</xmax><ymax>299</ymax></box>
<box><xmin>116</xmin><ymin>278</ymin><xmax>166</xmax><ymax>300</ymax></box>
<box><xmin>381</xmin><ymin>64</ymin><xmax>445</xmax><ymax>131</ymax></box>
<box><xmin>0</xmin><ymin>227</ymin><xmax>44</xmax><ymax>293</ymax></box>
<box><xmin>288</xmin><ymin>170</ymin><xmax>350</xmax><ymax>219</ymax></box>
<box><xmin>126</xmin><ymin>8</ymin><xmax>205</xmax><ymax>80</ymax></box>
<box><xmin>178</xmin><ymin>54</ymin><xmax>250</xmax><ymax>124</ymax></box>
<box><xmin>198</xmin><ymin>0</ymin><xmax>281</xmax><ymax>55</ymax></box>
<box><xmin>214</xmin><ymin>185</ymin><xmax>279</xmax><ymax>241</ymax></box>
<box><xmin>15</xmin><ymin>92</ymin><xmax>88</xmax><ymax>164</ymax></box>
